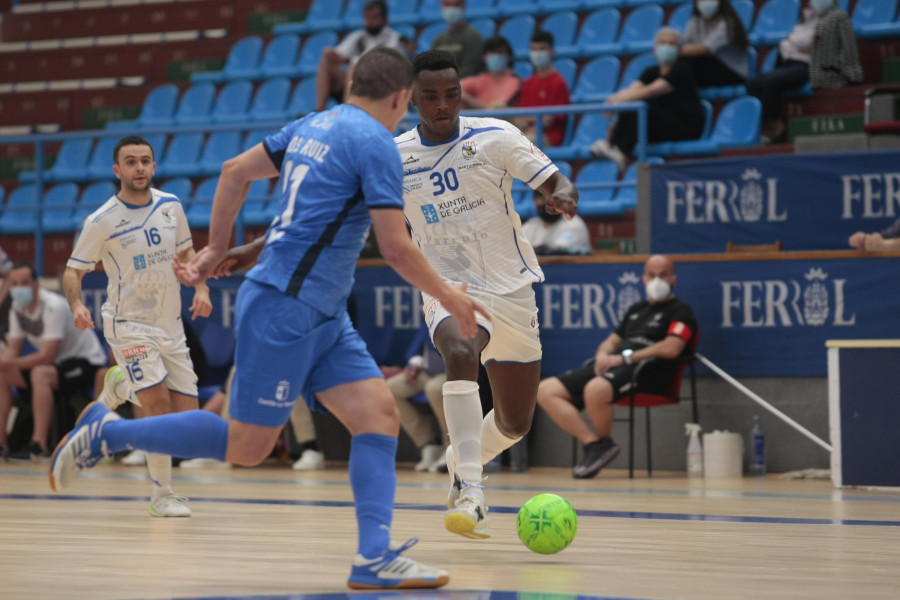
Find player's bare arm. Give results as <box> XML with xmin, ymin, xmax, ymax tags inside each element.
<box><xmin>370</xmin><ymin>207</ymin><xmax>490</xmax><ymax>339</ymax></box>
<box><xmin>537</xmin><ymin>171</ymin><xmax>579</xmax><ymax>220</ymax></box>
<box><xmin>62</xmin><ymin>267</ymin><xmax>95</xmax><ymax>331</ymax></box>
<box><xmin>210</xmin><ymin>236</ymin><xmax>266</xmax><ymax>278</ymax></box>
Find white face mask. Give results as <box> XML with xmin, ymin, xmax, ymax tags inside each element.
<box><xmin>645</xmin><ymin>277</ymin><xmax>671</xmax><ymax>303</ymax></box>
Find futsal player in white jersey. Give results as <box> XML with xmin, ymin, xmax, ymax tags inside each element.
<box><xmin>62</xmin><ymin>135</ymin><xmax>212</xmax><ymax>517</ymax></box>
<box><xmin>396</xmin><ymin>50</ymin><xmax>579</xmax><ymax>539</ymax></box>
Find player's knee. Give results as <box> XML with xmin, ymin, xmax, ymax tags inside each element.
<box><xmin>583</xmin><ymin>377</ymin><xmax>613</xmax><ymax>405</ymax></box>
<box><xmin>440</xmin><ymin>343</ymin><xmax>480</xmax><ymax>373</ymax></box>
<box><xmin>30</xmin><ymin>365</ymin><xmax>56</xmax><ymax>387</ymax></box>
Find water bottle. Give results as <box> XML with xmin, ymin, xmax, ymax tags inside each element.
<box><xmin>750</xmin><ymin>415</ymin><xmax>766</xmax><ymax>477</ymax></box>
<box><xmin>684</xmin><ymin>423</ymin><xmax>703</xmax><ymax>478</ymax></box>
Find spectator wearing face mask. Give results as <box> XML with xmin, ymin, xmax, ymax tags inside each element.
<box><xmin>680</xmin><ymin>0</ymin><xmax>750</xmax><ymax>88</ymax></box>
<box><xmin>521</xmin><ymin>189</ymin><xmax>590</xmax><ymax>256</ymax></box>
<box><xmin>431</xmin><ymin>0</ymin><xmax>484</xmax><ymax>78</ymax></box>
<box><xmin>460</xmin><ymin>36</ymin><xmax>521</xmax><ymax>109</ymax></box>
<box><xmin>808</xmin><ymin>0</ymin><xmax>863</xmax><ymax>90</ymax></box>
<box><xmin>514</xmin><ymin>31</ymin><xmax>572</xmax><ymax>147</ymax></box>
<box><xmin>590</xmin><ymin>27</ymin><xmax>706</xmax><ymax>174</ymax></box>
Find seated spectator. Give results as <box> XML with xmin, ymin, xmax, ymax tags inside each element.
<box><xmin>808</xmin><ymin>0</ymin><xmax>863</xmax><ymax>90</ymax></box>
<box><xmin>680</xmin><ymin>0</ymin><xmax>750</xmax><ymax>88</ymax></box>
<box><xmin>849</xmin><ymin>218</ymin><xmax>900</xmax><ymax>251</ymax></box>
<box><xmin>514</xmin><ymin>31</ymin><xmax>572</xmax><ymax>147</ymax></box>
<box><xmin>315</xmin><ymin>1</ymin><xmax>403</xmax><ymax>111</ymax></box>
<box><xmin>521</xmin><ymin>190</ymin><xmax>591</xmax><ymax>255</ymax></box>
<box><xmin>536</xmin><ymin>255</ymin><xmax>698</xmax><ymax>479</ymax></box>
<box><xmin>460</xmin><ymin>36</ymin><xmax>521</xmax><ymax>109</ymax></box>
<box><xmin>0</xmin><ymin>262</ymin><xmax>107</xmax><ymax>461</ymax></box>
<box><xmin>590</xmin><ymin>27</ymin><xmax>706</xmax><ymax>173</ymax></box>
<box><xmin>431</xmin><ymin>0</ymin><xmax>484</xmax><ymax>78</ymax></box>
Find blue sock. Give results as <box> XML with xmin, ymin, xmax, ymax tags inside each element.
<box><xmin>103</xmin><ymin>410</ymin><xmax>229</xmax><ymax>461</ymax></box>
<box><xmin>349</xmin><ymin>433</ymin><xmax>397</xmax><ymax>559</ymax></box>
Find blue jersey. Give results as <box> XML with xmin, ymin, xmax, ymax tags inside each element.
<box><xmin>248</xmin><ymin>105</ymin><xmax>404</xmax><ymax>313</ymax></box>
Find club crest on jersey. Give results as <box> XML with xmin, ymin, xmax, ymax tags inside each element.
<box><xmin>160</xmin><ymin>208</ymin><xmax>172</xmax><ymax>222</ymax></box>
<box><xmin>461</xmin><ymin>141</ymin><xmax>477</xmax><ymax>160</ymax></box>
<box><xmin>133</xmin><ymin>255</ymin><xmax>147</xmax><ymax>270</ymax></box>
<box><xmin>421</xmin><ymin>204</ymin><xmax>440</xmax><ymax>224</ymax></box>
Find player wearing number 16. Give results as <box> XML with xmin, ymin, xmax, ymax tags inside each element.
<box><xmin>62</xmin><ymin>135</ymin><xmax>212</xmax><ymax>517</ymax></box>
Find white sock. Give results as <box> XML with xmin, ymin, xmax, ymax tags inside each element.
<box><xmin>481</xmin><ymin>409</ymin><xmax>521</xmax><ymax>465</ymax></box>
<box><xmin>442</xmin><ymin>380</ymin><xmax>484</xmax><ymax>500</ymax></box>
<box><xmin>146</xmin><ymin>453</ymin><xmax>172</xmax><ymax>498</ymax></box>
<box><xmin>115</xmin><ymin>379</ymin><xmax>141</xmax><ymax>407</ymax></box>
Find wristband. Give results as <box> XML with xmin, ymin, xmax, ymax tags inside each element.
<box><xmin>621</xmin><ymin>349</ymin><xmax>634</xmax><ymax>365</ymax></box>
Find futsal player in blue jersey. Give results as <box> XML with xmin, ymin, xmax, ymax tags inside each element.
<box><xmin>49</xmin><ymin>47</ymin><xmax>488</xmax><ymax>590</ymax></box>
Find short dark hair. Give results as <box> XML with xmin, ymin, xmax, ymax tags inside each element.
<box><xmin>12</xmin><ymin>261</ymin><xmax>37</xmax><ymax>280</ymax></box>
<box><xmin>363</xmin><ymin>0</ymin><xmax>387</xmax><ymax>17</ymax></box>
<box><xmin>483</xmin><ymin>36</ymin><xmax>513</xmax><ymax>57</ymax></box>
<box><xmin>413</xmin><ymin>50</ymin><xmax>460</xmax><ymax>76</ymax></box>
<box><xmin>350</xmin><ymin>47</ymin><xmax>414</xmax><ymax>100</ymax></box>
<box><xmin>114</xmin><ymin>135</ymin><xmax>154</xmax><ymax>164</ymax></box>
<box><xmin>531</xmin><ymin>30</ymin><xmax>554</xmax><ymax>47</ymax></box>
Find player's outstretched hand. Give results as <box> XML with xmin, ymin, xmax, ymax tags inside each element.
<box><xmin>210</xmin><ymin>239</ymin><xmax>264</xmax><ymax>278</ymax></box>
<box><xmin>72</xmin><ymin>304</ymin><xmax>95</xmax><ymax>331</ymax></box>
<box><xmin>173</xmin><ymin>246</ymin><xmax>224</xmax><ymax>287</ymax></box>
<box><xmin>189</xmin><ymin>290</ymin><xmax>213</xmax><ymax>320</ymax></box>
<box><xmin>546</xmin><ymin>193</ymin><xmax>578</xmax><ymax>220</ymax></box>
<box><xmin>442</xmin><ymin>283</ymin><xmax>491</xmax><ymax>339</ymax></box>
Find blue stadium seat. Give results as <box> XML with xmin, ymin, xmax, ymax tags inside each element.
<box><xmin>158</xmin><ymin>178</ymin><xmax>193</xmax><ymax>203</ymax></box>
<box><xmin>187</xmin><ymin>176</ymin><xmax>219</xmax><ymax>228</ymax></box>
<box><xmin>498</xmin><ymin>15</ymin><xmax>536</xmax><ymax>60</ymax></box>
<box><xmin>618</xmin><ymin>4</ymin><xmax>664</xmax><ymax>55</ymax></box>
<box><xmin>541</xmin><ymin>10</ymin><xmax>578</xmax><ymax>50</ymax></box>
<box><xmin>466</xmin><ymin>0</ymin><xmax>498</xmax><ymax>19</ymax></box>
<box><xmin>514</xmin><ymin>191</ymin><xmax>536</xmax><ymax>220</ymax></box>
<box><xmin>667</xmin><ymin>2</ymin><xmax>693</xmax><ymax>31</ymax></box>
<box><xmin>191</xmin><ymin>36</ymin><xmax>264</xmax><ymax>83</ymax></box>
<box><xmin>243</xmin><ymin>128</ymin><xmax>275</xmax><ymax>151</ymax></box>
<box><xmin>544</xmin><ymin>111</ymin><xmax>610</xmax><ymax>161</ymax></box>
<box><xmin>571</xmin><ymin>55</ymin><xmax>620</xmax><ymax>102</ymax></box>
<box><xmin>576</xmin><ymin>160</ymin><xmax>623</xmax><ymax>216</ymax></box>
<box><xmin>757</xmin><ymin>47</ymin><xmax>813</xmax><ymax>97</ymax></box>
<box><xmin>41</xmin><ymin>182</ymin><xmax>79</xmax><ymax>233</ymax></box>
<box><xmin>613</xmin><ymin>156</ymin><xmax>664</xmax><ymax>210</ymax></box>
<box><xmin>470</xmin><ymin>18</ymin><xmax>496</xmax><ymax>40</ymax></box>
<box><xmin>417</xmin><ymin>0</ymin><xmax>445</xmax><ymax>25</ymax></box>
<box><xmin>670</xmin><ymin>96</ymin><xmax>762</xmax><ymax>156</ymax></box>
<box><xmin>85</xmin><ymin>136</ymin><xmax>119</xmax><ymax>181</ymax></box>
<box><xmin>342</xmin><ymin>0</ymin><xmax>369</xmax><ymax>30</ymax></box>
<box><xmin>514</xmin><ymin>60</ymin><xmax>534</xmax><ymax>79</ymax></box>
<box><xmin>618</xmin><ymin>52</ymin><xmax>656</xmax><ymax>88</ymax></box>
<box><xmin>285</xmin><ymin>77</ymin><xmax>318</xmax><ymax>118</ymax></box>
<box><xmin>155</xmin><ymin>133</ymin><xmax>205</xmax><ymax>179</ymax></box>
<box><xmin>20</xmin><ymin>138</ymin><xmax>93</xmax><ymax>183</ymax></box>
<box><xmin>0</xmin><ymin>185</ymin><xmax>38</xmax><ymax>234</ymax></box>
<box><xmin>258</xmin><ymin>34</ymin><xmax>302</xmax><ymax>80</ymax></box>
<box><xmin>853</xmin><ymin>0</ymin><xmax>900</xmax><ymax>38</ymax></box>
<box><xmin>240</xmin><ymin>180</ymin><xmax>276</xmax><ymax>226</ymax></box>
<box><xmin>554</xmin><ymin>58</ymin><xmax>577</xmax><ymax>90</ymax></box>
<box><xmin>172</xmin><ymin>83</ymin><xmax>216</xmax><ymax>126</ymax></box>
<box><xmin>388</xmin><ymin>0</ymin><xmax>421</xmax><ymax>25</ymax></box>
<box><xmin>582</xmin><ymin>0</ymin><xmax>626</xmax><ymax>13</ymax></box>
<box><xmin>733</xmin><ymin>0</ymin><xmax>756</xmax><ymax>31</ymax></box>
<box><xmin>393</xmin><ymin>23</ymin><xmax>416</xmax><ymax>41</ymax></box>
<box><xmin>498</xmin><ymin>0</ymin><xmax>539</xmax><ymax>17</ymax></box>
<box><xmin>417</xmin><ymin>22</ymin><xmax>447</xmax><ymax>53</ymax></box>
<box><xmin>538</xmin><ymin>0</ymin><xmax>583</xmax><ymax>14</ymax></box>
<box><xmin>561</xmin><ymin>8</ymin><xmax>619</xmax><ymax>59</ymax></box>
<box><xmin>133</xmin><ymin>83</ymin><xmax>180</xmax><ymax>129</ymax></box>
<box><xmin>210</xmin><ymin>80</ymin><xmax>254</xmax><ymax>124</ymax></box>
<box><xmin>249</xmin><ymin>77</ymin><xmax>292</xmax><ymax>122</ymax></box>
<box><xmin>74</xmin><ymin>181</ymin><xmax>117</xmax><ymax>228</ymax></box>
<box><xmin>645</xmin><ymin>99</ymin><xmax>712</xmax><ymax>156</ymax></box>
<box><xmin>699</xmin><ymin>46</ymin><xmax>756</xmax><ymax>100</ymax></box>
<box><xmin>750</xmin><ymin>0</ymin><xmax>800</xmax><ymax>45</ymax></box>
<box><xmin>198</xmin><ymin>132</ymin><xmax>243</xmax><ymax>176</ymax></box>
<box><xmin>272</xmin><ymin>0</ymin><xmax>346</xmax><ymax>35</ymax></box>
<box><xmin>297</xmin><ymin>31</ymin><xmax>339</xmax><ymax>78</ymax></box>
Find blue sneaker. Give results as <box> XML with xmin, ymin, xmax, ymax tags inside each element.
<box><xmin>49</xmin><ymin>401</ymin><xmax>120</xmax><ymax>492</ymax></box>
<box><xmin>347</xmin><ymin>538</ymin><xmax>449</xmax><ymax>590</ymax></box>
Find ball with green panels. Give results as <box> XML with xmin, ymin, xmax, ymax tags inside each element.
<box><xmin>516</xmin><ymin>493</ymin><xmax>578</xmax><ymax>554</ymax></box>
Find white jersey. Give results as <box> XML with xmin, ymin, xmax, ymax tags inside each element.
<box><xmin>395</xmin><ymin>116</ymin><xmax>557</xmax><ymax>295</ymax></box>
<box><xmin>67</xmin><ymin>188</ymin><xmax>193</xmax><ymax>335</ymax></box>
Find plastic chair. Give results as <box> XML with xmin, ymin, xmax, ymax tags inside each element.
<box><xmin>240</xmin><ymin>180</ymin><xmax>275</xmax><ymax>226</ymax></box>
<box><xmin>618</xmin><ymin>4</ymin><xmax>664</xmax><ymax>56</ymax></box>
<box><xmin>20</xmin><ymin>138</ymin><xmax>93</xmax><ymax>183</ymax></box>
<box><xmin>417</xmin><ymin>22</ymin><xmax>447</xmax><ymax>53</ymax></box>
<box><xmin>342</xmin><ymin>0</ymin><xmax>369</xmax><ymax>30</ymax></box>
<box><xmin>470</xmin><ymin>17</ymin><xmax>496</xmax><ymax>40</ymax></box>
<box><xmin>733</xmin><ymin>0</ymin><xmax>755</xmax><ymax>31</ymax></box>
<box><xmin>613</xmin><ymin>155</ymin><xmax>663</xmax><ymax>209</ymax></box>
<box><xmin>135</xmin><ymin>83</ymin><xmax>180</xmax><ymax>128</ymax></box>
<box><xmin>74</xmin><ymin>181</ymin><xmax>117</xmax><ymax>228</ymax></box>
<box><xmin>187</xmin><ymin>176</ymin><xmax>219</xmax><ymax>228</ymax></box>
<box><xmin>538</xmin><ymin>0</ymin><xmax>583</xmax><ymax>14</ymax></box>
<box><xmin>158</xmin><ymin>178</ymin><xmax>193</xmax><ymax>203</ymax></box>
<box><xmin>248</xmin><ymin>77</ymin><xmax>292</xmax><ymax>122</ymax></box>
<box><xmin>208</xmin><ymin>79</ymin><xmax>254</xmax><ymax>124</ymax></box>
<box><xmin>417</xmin><ymin>0</ymin><xmax>445</xmax><ymax>25</ymax></box>
<box><xmin>192</xmin><ymin>36</ymin><xmax>264</xmax><ymax>83</ymax></box>
<box><xmin>513</xmin><ymin>60</ymin><xmax>534</xmax><ymax>80</ymax></box>
<box><xmin>667</xmin><ymin>2</ymin><xmax>693</xmax><ymax>31</ymax></box>
<box><xmin>582</xmin><ymin>0</ymin><xmax>625</xmax><ymax>8</ymax></box>
<box><xmin>466</xmin><ymin>0</ymin><xmax>498</xmax><ymax>19</ymax></box>
<box><xmin>41</xmin><ymin>182</ymin><xmax>80</xmax><ymax>233</ymax></box>
<box><xmin>155</xmin><ymin>133</ymin><xmax>205</xmax><ymax>179</ymax></box>
<box><xmin>285</xmin><ymin>77</ymin><xmax>318</xmax><ymax>119</ymax></box>
<box><xmin>670</xmin><ymin>96</ymin><xmax>762</xmax><ymax>156</ymax></box>
<box><xmin>498</xmin><ymin>0</ymin><xmax>539</xmax><ymax>16</ymax></box>
<box><xmin>554</xmin><ymin>58</ymin><xmax>577</xmax><ymax>90</ymax></box>
<box><xmin>616</xmin><ymin>333</ymin><xmax>700</xmax><ymax>479</ymax></box>
<box><xmin>0</xmin><ymin>185</ymin><xmax>38</xmax><ymax>234</ymax></box>
<box><xmin>172</xmin><ymin>83</ymin><xmax>216</xmax><ymax>126</ymax></box>
<box><xmin>258</xmin><ymin>34</ymin><xmax>302</xmax><ymax>80</ymax></box>
<box><xmin>272</xmin><ymin>0</ymin><xmax>345</xmax><ymax>35</ymax></box>
<box><xmin>750</xmin><ymin>0</ymin><xmax>800</xmax><ymax>45</ymax></box>
<box><xmin>198</xmin><ymin>131</ymin><xmax>243</xmax><ymax>176</ymax></box>
<box><xmin>853</xmin><ymin>0</ymin><xmax>900</xmax><ymax>38</ymax></box>
<box><xmin>85</xmin><ymin>136</ymin><xmax>119</xmax><ymax>180</ymax></box>
<box><xmin>561</xmin><ymin>8</ymin><xmax>619</xmax><ymax>59</ymax></box>
<box><xmin>571</xmin><ymin>55</ymin><xmax>620</xmax><ymax>103</ymax></box>
<box><xmin>574</xmin><ymin>160</ymin><xmax>622</xmax><ymax>216</ymax></box>
<box><xmin>541</xmin><ymin>10</ymin><xmax>579</xmax><ymax>51</ymax></box>
<box><xmin>619</xmin><ymin>51</ymin><xmax>656</xmax><ymax>89</ymax></box>
<box><xmin>499</xmin><ymin>15</ymin><xmax>536</xmax><ymax>60</ymax></box>
<box><xmin>297</xmin><ymin>31</ymin><xmax>339</xmax><ymax>78</ymax></box>
<box><xmin>387</xmin><ymin>0</ymin><xmax>421</xmax><ymax>25</ymax></box>
<box><xmin>544</xmin><ymin>111</ymin><xmax>610</xmax><ymax>161</ymax></box>
<box><xmin>243</xmin><ymin>128</ymin><xmax>275</xmax><ymax>151</ymax></box>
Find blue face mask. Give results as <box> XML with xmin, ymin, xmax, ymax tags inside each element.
<box><xmin>697</xmin><ymin>0</ymin><xmax>719</xmax><ymax>18</ymax></box>
<box><xmin>810</xmin><ymin>0</ymin><xmax>833</xmax><ymax>13</ymax></box>
<box><xmin>529</xmin><ymin>50</ymin><xmax>552</xmax><ymax>70</ymax></box>
<box><xmin>10</xmin><ymin>286</ymin><xmax>34</xmax><ymax>307</ymax></box>
<box><xmin>655</xmin><ymin>43</ymin><xmax>678</xmax><ymax>65</ymax></box>
<box><xmin>485</xmin><ymin>53</ymin><xmax>508</xmax><ymax>74</ymax></box>
<box><xmin>441</xmin><ymin>6</ymin><xmax>464</xmax><ymax>25</ymax></box>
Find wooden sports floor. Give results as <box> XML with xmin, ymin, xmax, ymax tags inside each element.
<box><xmin>2</xmin><ymin>459</ymin><xmax>899</xmax><ymax>600</ymax></box>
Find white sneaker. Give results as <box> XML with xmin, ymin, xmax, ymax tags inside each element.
<box><xmin>149</xmin><ymin>492</ymin><xmax>192</xmax><ymax>517</ymax></box>
<box><xmin>414</xmin><ymin>443</ymin><xmax>443</xmax><ymax>472</ymax></box>
<box><xmin>291</xmin><ymin>449</ymin><xmax>325</xmax><ymax>471</ymax></box>
<box><xmin>445</xmin><ymin>445</ymin><xmax>461</xmax><ymax>508</ymax></box>
<box><xmin>120</xmin><ymin>450</ymin><xmax>146</xmax><ymax>466</ymax></box>
<box><xmin>99</xmin><ymin>365</ymin><xmax>133</xmax><ymax>410</ymax></box>
<box><xmin>179</xmin><ymin>458</ymin><xmax>232</xmax><ymax>469</ymax></box>
<box><xmin>347</xmin><ymin>538</ymin><xmax>449</xmax><ymax>590</ymax></box>
<box><xmin>445</xmin><ymin>495</ymin><xmax>491</xmax><ymax>539</ymax></box>
<box><xmin>588</xmin><ymin>139</ymin><xmax>626</xmax><ymax>172</ymax></box>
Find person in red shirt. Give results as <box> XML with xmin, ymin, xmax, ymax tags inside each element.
<box><xmin>515</xmin><ymin>31</ymin><xmax>571</xmax><ymax>147</ymax></box>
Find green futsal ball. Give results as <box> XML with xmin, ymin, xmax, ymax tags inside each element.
<box><xmin>516</xmin><ymin>493</ymin><xmax>578</xmax><ymax>554</ymax></box>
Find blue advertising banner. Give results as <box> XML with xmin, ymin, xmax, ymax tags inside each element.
<box><xmin>650</xmin><ymin>150</ymin><xmax>900</xmax><ymax>253</ymax></box>
<box><xmin>78</xmin><ymin>256</ymin><xmax>898</xmax><ymax>379</ymax></box>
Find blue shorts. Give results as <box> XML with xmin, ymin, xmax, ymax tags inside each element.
<box><xmin>228</xmin><ymin>279</ymin><xmax>383</xmax><ymax>427</ymax></box>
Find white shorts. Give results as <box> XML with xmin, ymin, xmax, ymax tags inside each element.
<box><xmin>422</xmin><ymin>285</ymin><xmax>542</xmax><ymax>364</ymax></box>
<box><xmin>105</xmin><ymin>318</ymin><xmax>199</xmax><ymax>397</ymax></box>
